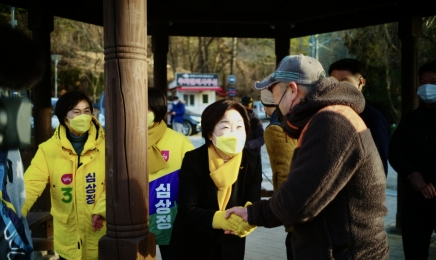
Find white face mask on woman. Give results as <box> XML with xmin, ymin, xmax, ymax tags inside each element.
<box><xmin>417</xmin><ymin>84</ymin><xmax>436</xmax><ymax>104</ymax></box>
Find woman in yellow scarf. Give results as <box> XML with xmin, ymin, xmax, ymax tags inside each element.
<box><xmin>169</xmin><ymin>99</ymin><xmax>262</xmax><ymax>260</ymax></box>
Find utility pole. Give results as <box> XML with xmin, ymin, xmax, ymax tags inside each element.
<box><xmin>10</xmin><ymin>7</ymin><xmax>17</xmax><ymax>28</ymax></box>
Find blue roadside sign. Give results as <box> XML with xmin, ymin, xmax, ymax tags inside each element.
<box><xmin>227</xmin><ymin>75</ymin><xmax>237</xmax><ymax>85</ymax></box>
<box><xmin>228</xmin><ymin>87</ymin><xmax>237</xmax><ymax>97</ymax></box>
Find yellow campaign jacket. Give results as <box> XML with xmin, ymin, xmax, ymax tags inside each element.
<box><xmin>148</xmin><ymin>127</ymin><xmax>194</xmax><ymax>245</ymax></box>
<box><xmin>22</xmin><ymin>118</ymin><xmax>106</xmax><ymax>260</ymax></box>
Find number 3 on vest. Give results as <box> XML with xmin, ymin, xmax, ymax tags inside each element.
<box><xmin>61</xmin><ymin>187</ymin><xmax>73</xmax><ymax>203</ymax></box>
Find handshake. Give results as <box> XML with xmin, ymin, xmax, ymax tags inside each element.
<box><xmin>212</xmin><ymin>202</ymin><xmax>256</xmax><ymax>238</ymax></box>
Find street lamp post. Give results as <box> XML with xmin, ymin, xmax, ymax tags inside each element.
<box><xmin>51</xmin><ymin>54</ymin><xmax>62</xmax><ymax>98</ymax></box>
<box><xmin>309</xmin><ymin>35</ymin><xmax>342</xmax><ymax>60</ymax></box>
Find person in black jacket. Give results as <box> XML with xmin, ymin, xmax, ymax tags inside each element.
<box><xmin>240</xmin><ymin>96</ymin><xmax>265</xmax><ymax>158</ymax></box>
<box><xmin>329</xmin><ymin>58</ymin><xmax>389</xmax><ymax>176</ymax></box>
<box><xmin>169</xmin><ymin>99</ymin><xmax>262</xmax><ymax>260</ymax></box>
<box><xmin>389</xmin><ymin>60</ymin><xmax>436</xmax><ymax>259</ymax></box>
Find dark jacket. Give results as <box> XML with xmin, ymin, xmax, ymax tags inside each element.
<box><xmin>247</xmin><ymin>77</ymin><xmax>388</xmax><ymax>260</ymax></box>
<box><xmin>360</xmin><ymin>102</ymin><xmax>389</xmax><ymax>175</ymax></box>
<box><xmin>388</xmin><ymin>104</ymin><xmax>436</xmax><ymax>208</ymax></box>
<box><xmin>245</xmin><ymin>111</ymin><xmax>264</xmax><ymax>157</ymax></box>
<box><xmin>169</xmin><ymin>144</ymin><xmax>262</xmax><ymax>260</ymax></box>
<box><xmin>171</xmin><ymin>101</ymin><xmax>185</xmax><ymax>123</ymax></box>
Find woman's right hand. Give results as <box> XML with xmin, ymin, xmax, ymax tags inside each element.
<box><xmin>92</xmin><ymin>214</ymin><xmax>104</xmax><ymax>231</ymax></box>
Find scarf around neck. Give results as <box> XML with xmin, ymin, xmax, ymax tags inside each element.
<box><xmin>284</xmin><ymin>77</ymin><xmax>365</xmax><ymax>139</ymax></box>
<box><xmin>208</xmin><ymin>145</ymin><xmax>242</xmax><ymax>211</ymax></box>
<box><xmin>148</xmin><ymin>121</ymin><xmax>167</xmax><ymax>174</ymax></box>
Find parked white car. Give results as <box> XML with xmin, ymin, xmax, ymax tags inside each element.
<box><xmin>252</xmin><ymin>101</ymin><xmax>267</xmax><ymax>120</ymax></box>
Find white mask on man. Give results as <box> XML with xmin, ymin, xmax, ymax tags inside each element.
<box><xmin>417</xmin><ymin>84</ymin><xmax>436</xmax><ymax>104</ymax></box>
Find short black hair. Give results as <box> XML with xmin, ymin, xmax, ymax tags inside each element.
<box><xmin>418</xmin><ymin>60</ymin><xmax>436</xmax><ymax>78</ymax></box>
<box><xmin>201</xmin><ymin>99</ymin><xmax>250</xmax><ymax>146</ymax></box>
<box><xmin>148</xmin><ymin>87</ymin><xmax>167</xmax><ymax>122</ymax></box>
<box><xmin>328</xmin><ymin>58</ymin><xmax>366</xmax><ymax>78</ymax></box>
<box><xmin>55</xmin><ymin>91</ymin><xmax>93</xmax><ymax>127</ymax></box>
<box><xmin>172</xmin><ymin>96</ymin><xmax>179</xmax><ymax>101</ymax></box>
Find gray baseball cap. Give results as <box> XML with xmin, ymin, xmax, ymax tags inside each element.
<box><xmin>254</xmin><ymin>54</ymin><xmax>326</xmax><ymax>90</ymax></box>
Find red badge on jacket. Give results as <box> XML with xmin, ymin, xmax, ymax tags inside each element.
<box><xmin>161</xmin><ymin>151</ymin><xmax>169</xmax><ymax>162</ymax></box>
<box><xmin>61</xmin><ymin>174</ymin><xmax>73</xmax><ymax>185</ymax></box>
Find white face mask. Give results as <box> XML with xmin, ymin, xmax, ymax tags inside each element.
<box><xmin>173</xmin><ymin>101</ymin><xmax>179</xmax><ymax>105</ymax></box>
<box><xmin>417</xmin><ymin>84</ymin><xmax>436</xmax><ymax>104</ymax></box>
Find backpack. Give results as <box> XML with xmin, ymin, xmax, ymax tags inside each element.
<box><xmin>0</xmin><ymin>149</ymin><xmax>33</xmax><ymax>259</ymax></box>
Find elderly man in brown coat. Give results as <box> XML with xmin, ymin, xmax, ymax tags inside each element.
<box><xmin>226</xmin><ymin>54</ymin><xmax>389</xmax><ymax>260</ymax></box>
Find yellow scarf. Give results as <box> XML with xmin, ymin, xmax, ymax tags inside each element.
<box><xmin>208</xmin><ymin>145</ymin><xmax>243</xmax><ymax>210</ymax></box>
<box><xmin>148</xmin><ymin>121</ymin><xmax>167</xmax><ymax>174</ymax></box>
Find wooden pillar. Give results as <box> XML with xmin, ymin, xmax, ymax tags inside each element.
<box><xmin>396</xmin><ymin>15</ymin><xmax>422</xmax><ymax>230</ymax></box>
<box><xmin>100</xmin><ymin>0</ymin><xmax>155</xmax><ymax>259</ymax></box>
<box><xmin>274</xmin><ymin>23</ymin><xmax>291</xmax><ymax>65</ymax></box>
<box><xmin>152</xmin><ymin>22</ymin><xmax>169</xmax><ymax>95</ymax></box>
<box><xmin>28</xmin><ymin>1</ymin><xmax>53</xmax><ymax>148</ymax></box>
<box><xmin>27</xmin><ymin>0</ymin><xmax>54</xmax><ymax>250</ymax></box>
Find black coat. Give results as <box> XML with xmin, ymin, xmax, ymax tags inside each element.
<box><xmin>169</xmin><ymin>144</ymin><xmax>262</xmax><ymax>260</ymax></box>
<box><xmin>389</xmin><ymin>104</ymin><xmax>436</xmax><ymax>208</ymax></box>
<box><xmin>360</xmin><ymin>102</ymin><xmax>390</xmax><ymax>175</ymax></box>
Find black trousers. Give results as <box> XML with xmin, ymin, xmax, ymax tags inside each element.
<box><xmin>401</xmin><ymin>200</ymin><xmax>436</xmax><ymax>260</ymax></box>
<box><xmin>159</xmin><ymin>245</ymin><xmax>170</xmax><ymax>260</ymax></box>
<box><xmin>286</xmin><ymin>232</ymin><xmax>294</xmax><ymax>260</ymax></box>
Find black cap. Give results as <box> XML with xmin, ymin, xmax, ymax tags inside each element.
<box><xmin>240</xmin><ymin>96</ymin><xmax>253</xmax><ymax>106</ymax></box>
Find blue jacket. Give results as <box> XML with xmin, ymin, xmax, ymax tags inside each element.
<box><xmin>171</xmin><ymin>102</ymin><xmax>185</xmax><ymax>123</ymax></box>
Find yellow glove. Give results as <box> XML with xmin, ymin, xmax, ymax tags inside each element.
<box><xmin>212</xmin><ymin>211</ymin><xmax>241</xmax><ymax>231</ymax></box>
<box><xmin>234</xmin><ymin>221</ymin><xmax>256</xmax><ymax>238</ymax></box>
<box><xmin>233</xmin><ymin>201</ymin><xmax>257</xmax><ymax>238</ymax></box>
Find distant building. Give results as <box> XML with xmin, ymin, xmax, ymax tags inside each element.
<box><xmin>168</xmin><ymin>73</ymin><xmax>226</xmax><ymax>114</ymax></box>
